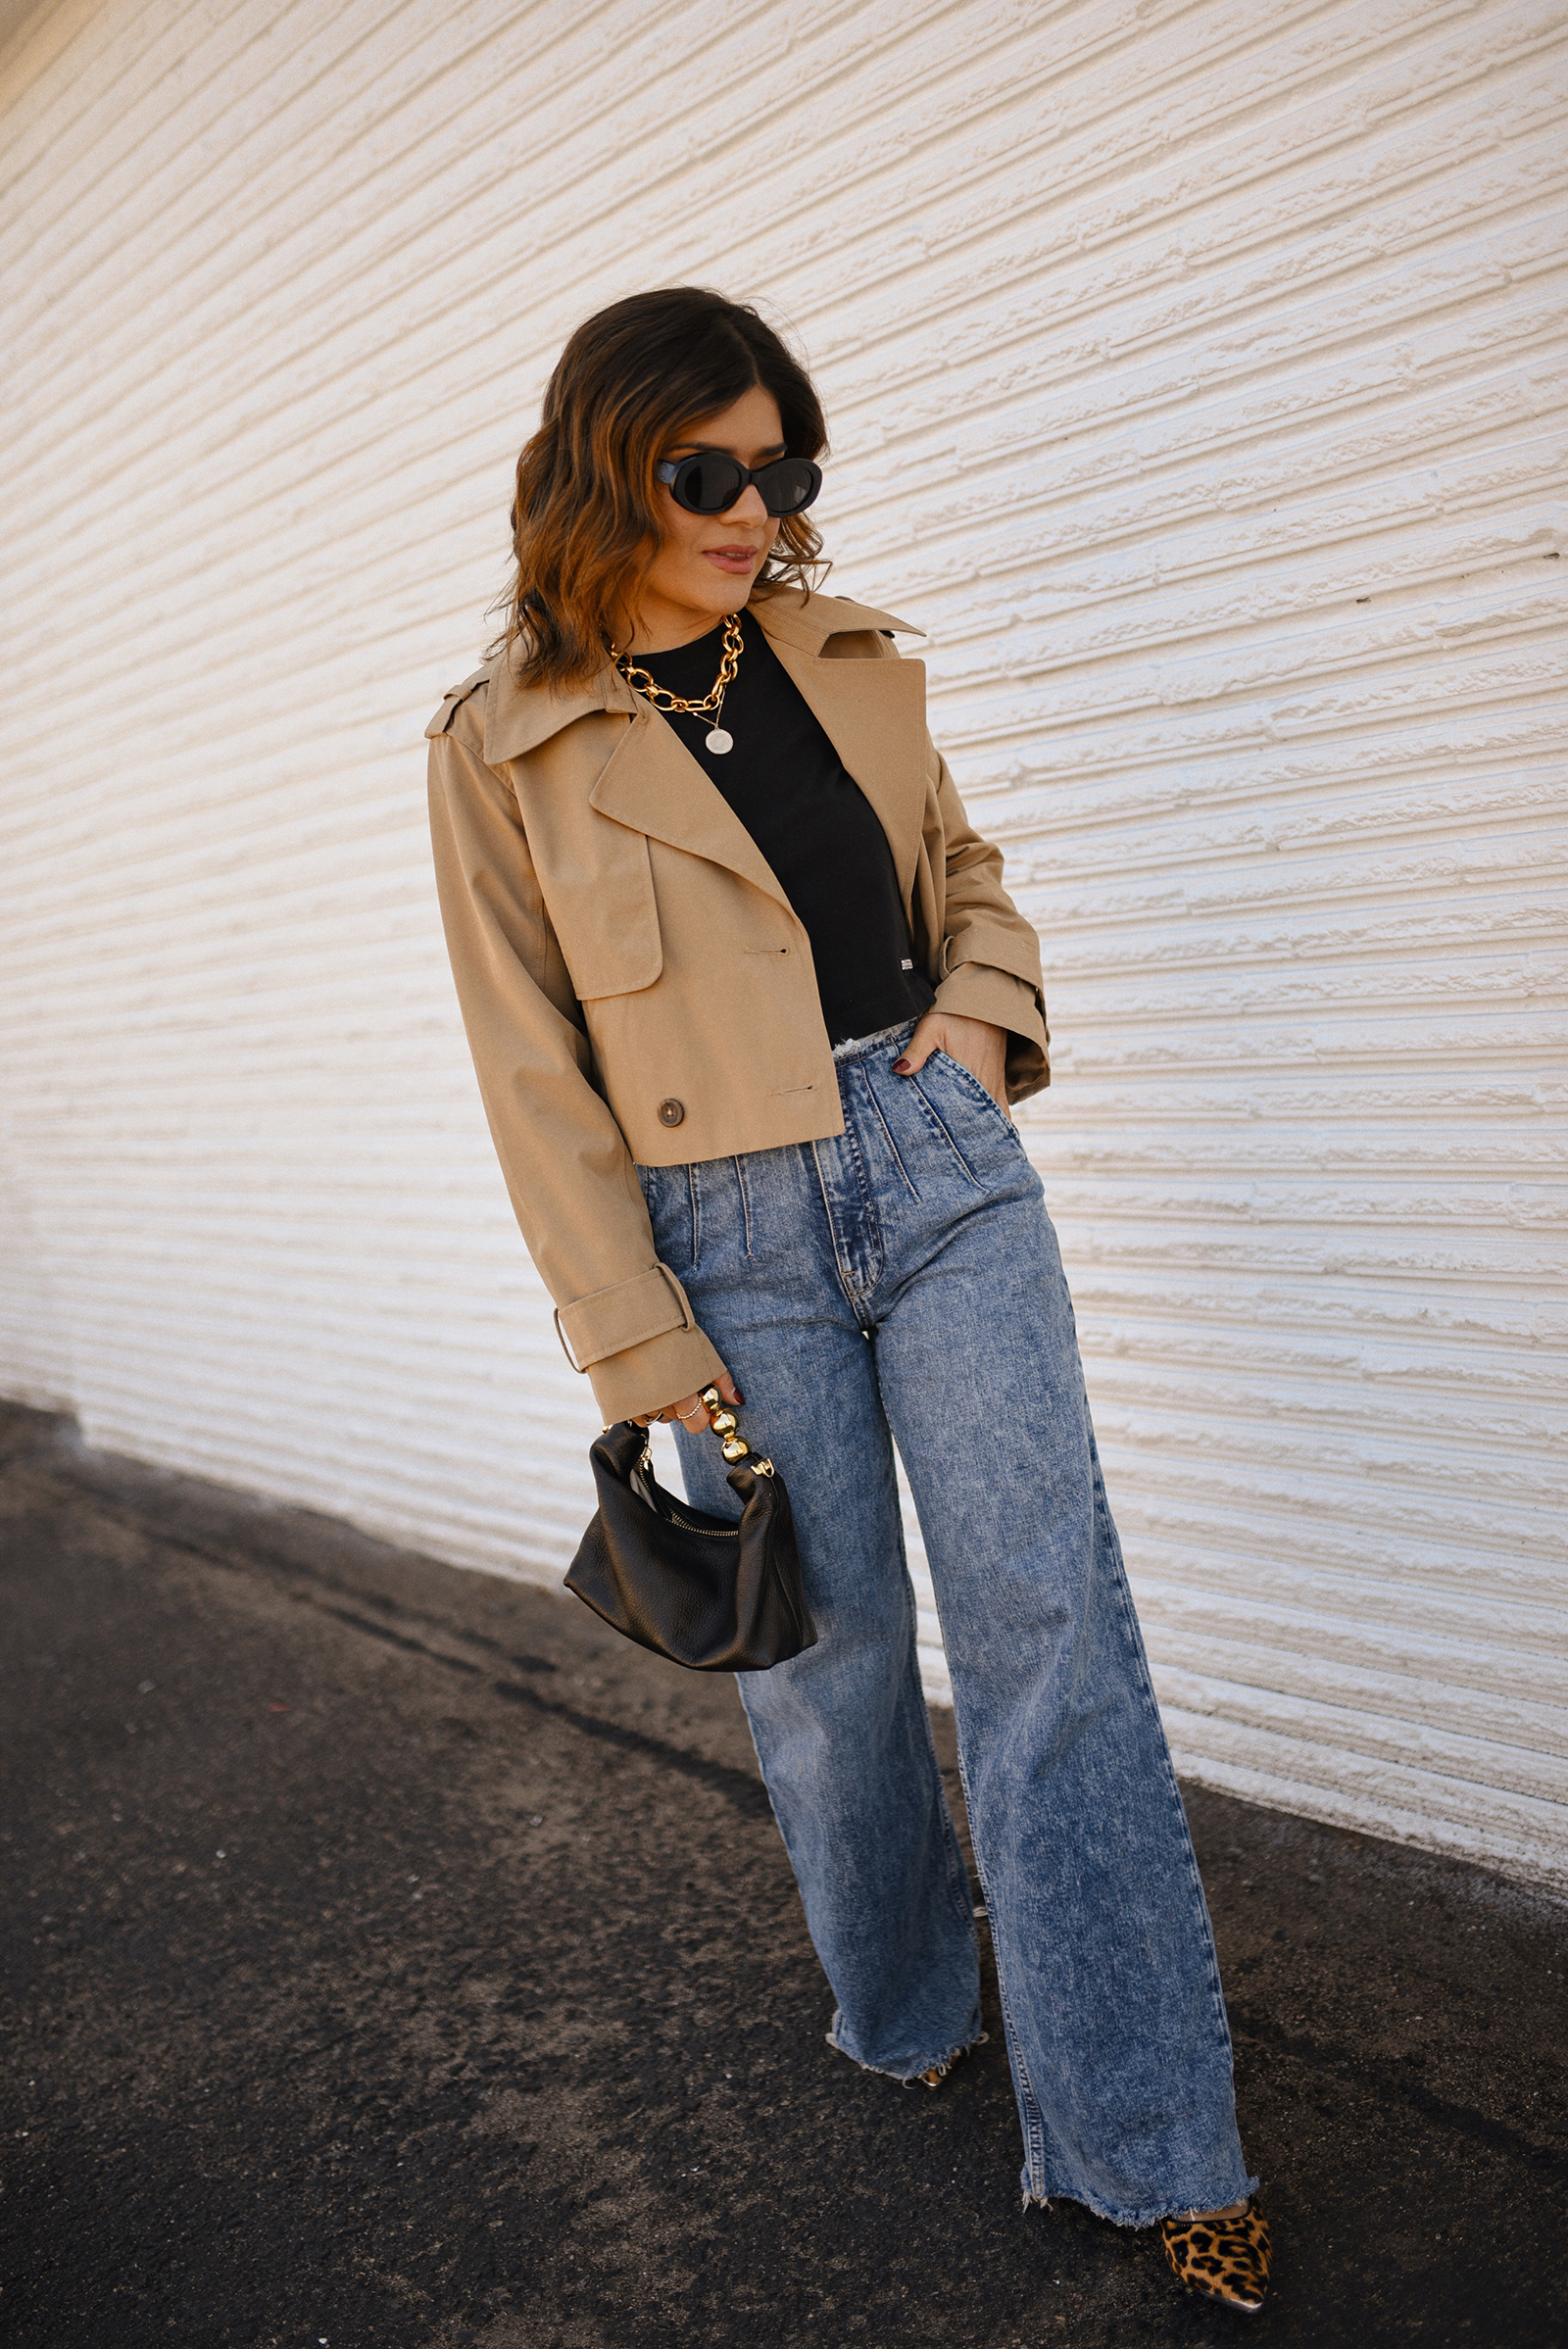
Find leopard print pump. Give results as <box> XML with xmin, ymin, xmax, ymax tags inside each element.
<box><xmin>1159</xmin><ymin>2198</ymin><xmax>1271</xmax><ymax>2313</ymax></box>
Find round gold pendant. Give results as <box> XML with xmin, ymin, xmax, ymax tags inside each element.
<box><xmin>706</xmin><ymin>727</ymin><xmax>733</xmax><ymax>755</ymax></box>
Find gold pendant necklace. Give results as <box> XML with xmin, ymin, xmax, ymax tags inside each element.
<box><xmin>614</xmin><ymin>612</ymin><xmax>743</xmax><ymax>755</ymax></box>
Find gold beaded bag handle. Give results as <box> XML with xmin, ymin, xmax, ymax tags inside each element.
<box><xmin>697</xmin><ymin>1386</ymin><xmax>775</xmax><ymax>1476</ymax></box>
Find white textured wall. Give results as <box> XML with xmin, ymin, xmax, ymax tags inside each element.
<box><xmin>2</xmin><ymin>0</ymin><xmax>1564</xmax><ymax>1890</ymax></box>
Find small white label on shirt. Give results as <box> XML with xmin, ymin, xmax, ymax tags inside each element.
<box><xmin>900</xmin><ymin>958</ymin><xmax>913</xmax><ymax>969</ymax></box>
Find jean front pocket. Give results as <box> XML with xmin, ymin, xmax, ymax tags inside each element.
<box><xmin>932</xmin><ymin>1051</ymin><xmax>1023</xmax><ymax>1140</ymax></box>
<box><xmin>905</xmin><ymin>1051</ymin><xmax>1032</xmax><ymax>1195</ymax></box>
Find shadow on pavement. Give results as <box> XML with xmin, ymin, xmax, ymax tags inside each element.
<box><xmin>1</xmin><ymin>1401</ymin><xmax>1563</xmax><ymax>2347</ymax></box>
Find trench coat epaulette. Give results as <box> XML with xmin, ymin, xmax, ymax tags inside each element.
<box><xmin>424</xmin><ymin>664</ymin><xmax>493</xmax><ymax>740</ymax></box>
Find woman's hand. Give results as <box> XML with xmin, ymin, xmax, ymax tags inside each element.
<box><xmin>893</xmin><ymin>1011</ymin><xmax>1010</xmax><ymax>1113</ymax></box>
<box><xmin>632</xmin><ymin>1368</ymin><xmax>744</xmax><ymax>1434</ymax></box>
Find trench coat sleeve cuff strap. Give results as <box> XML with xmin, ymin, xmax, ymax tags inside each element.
<box><xmin>585</xmin><ymin>1323</ymin><xmax>730</xmax><ymax>1429</ymax></box>
<box><xmin>555</xmin><ymin>1262</ymin><xmax>703</xmax><ymax>1370</ymax></box>
<box><xmin>932</xmin><ymin>965</ymin><xmax>1051</xmax><ymax>1101</ymax></box>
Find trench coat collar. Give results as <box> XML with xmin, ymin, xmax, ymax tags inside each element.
<box><xmin>483</xmin><ymin>586</ymin><xmax>930</xmax><ymax>916</ymax></box>
<box><xmin>481</xmin><ymin>586</ymin><xmax>922</xmax><ymax>763</ymax></box>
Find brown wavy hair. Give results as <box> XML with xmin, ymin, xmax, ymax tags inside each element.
<box><xmin>495</xmin><ymin>287</ymin><xmax>828</xmax><ymax>692</ymax></box>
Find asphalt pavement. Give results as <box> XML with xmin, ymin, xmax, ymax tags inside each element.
<box><xmin>1</xmin><ymin>1398</ymin><xmax>1563</xmax><ymax>2349</ymax></box>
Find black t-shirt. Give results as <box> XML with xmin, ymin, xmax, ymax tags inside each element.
<box><xmin>628</xmin><ymin>611</ymin><xmax>936</xmax><ymax>1047</ymax></box>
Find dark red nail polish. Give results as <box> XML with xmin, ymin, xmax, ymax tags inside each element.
<box><xmin>892</xmin><ymin>1058</ymin><xmax>911</xmax><ymax>1073</ymax></box>
<box><xmin>734</xmin><ymin>1390</ymin><xmax>746</xmax><ymax>1405</ymax></box>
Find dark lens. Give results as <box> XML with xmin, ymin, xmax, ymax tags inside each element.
<box><xmin>670</xmin><ymin>453</ymin><xmax>748</xmax><ymax>514</ymax></box>
<box><xmin>754</xmin><ymin>458</ymin><xmax>822</xmax><ymax>515</ymax></box>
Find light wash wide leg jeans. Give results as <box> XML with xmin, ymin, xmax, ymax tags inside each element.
<box><xmin>639</xmin><ymin>1020</ymin><xmax>1253</xmax><ymax>2225</ymax></box>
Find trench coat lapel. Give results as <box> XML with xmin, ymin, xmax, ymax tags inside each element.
<box><xmin>588</xmin><ymin>705</ymin><xmax>796</xmax><ymax>915</ymax></box>
<box><xmin>487</xmin><ymin>644</ymin><xmax>795</xmax><ymax>914</ymax></box>
<box><xmin>759</xmin><ymin>633</ymin><xmax>928</xmax><ymax>905</ymax></box>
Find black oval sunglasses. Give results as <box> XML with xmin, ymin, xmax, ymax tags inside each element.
<box><xmin>655</xmin><ymin>451</ymin><xmax>823</xmax><ymax>517</ymax></box>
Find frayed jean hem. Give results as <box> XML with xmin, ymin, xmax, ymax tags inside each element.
<box><xmin>1019</xmin><ymin>2169</ymin><xmax>1260</xmax><ymax>2229</ymax></box>
<box><xmin>826</xmin><ymin>2018</ymin><xmax>988</xmax><ymax>2086</ymax></box>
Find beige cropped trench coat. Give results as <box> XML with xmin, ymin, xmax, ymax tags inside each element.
<box><xmin>426</xmin><ymin>585</ymin><xmax>1050</xmax><ymax>1424</ymax></box>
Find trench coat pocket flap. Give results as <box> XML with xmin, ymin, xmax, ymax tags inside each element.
<box><xmin>546</xmin><ymin>830</ymin><xmax>663</xmax><ymax>1000</ymax></box>
<box><xmin>556</xmin><ymin>1262</ymin><xmax>696</xmax><ymax>1370</ymax></box>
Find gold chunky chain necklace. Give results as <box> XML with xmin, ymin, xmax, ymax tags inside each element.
<box><xmin>613</xmin><ymin>612</ymin><xmax>744</xmax><ymax>755</ymax></box>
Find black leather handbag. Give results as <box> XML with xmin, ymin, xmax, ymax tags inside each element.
<box><xmin>564</xmin><ymin>1390</ymin><xmax>816</xmax><ymax>1671</ymax></box>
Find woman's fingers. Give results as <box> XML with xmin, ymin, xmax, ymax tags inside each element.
<box><xmin>894</xmin><ymin>1012</ymin><xmax>1009</xmax><ymax>1112</ymax></box>
<box><xmin>890</xmin><ymin>1011</ymin><xmax>943</xmax><ymax>1076</ymax></box>
<box><xmin>632</xmin><ymin>1368</ymin><xmax>745</xmax><ymax>1431</ymax></box>
<box><xmin>632</xmin><ymin>1393</ymin><xmax>701</xmax><ymax>1430</ymax></box>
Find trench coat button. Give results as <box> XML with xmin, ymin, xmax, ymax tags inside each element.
<box><xmin>658</xmin><ymin>1098</ymin><xmax>685</xmax><ymax>1128</ymax></box>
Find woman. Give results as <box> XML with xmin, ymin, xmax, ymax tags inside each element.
<box><xmin>426</xmin><ymin>287</ymin><xmax>1271</xmax><ymax>2316</ymax></box>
